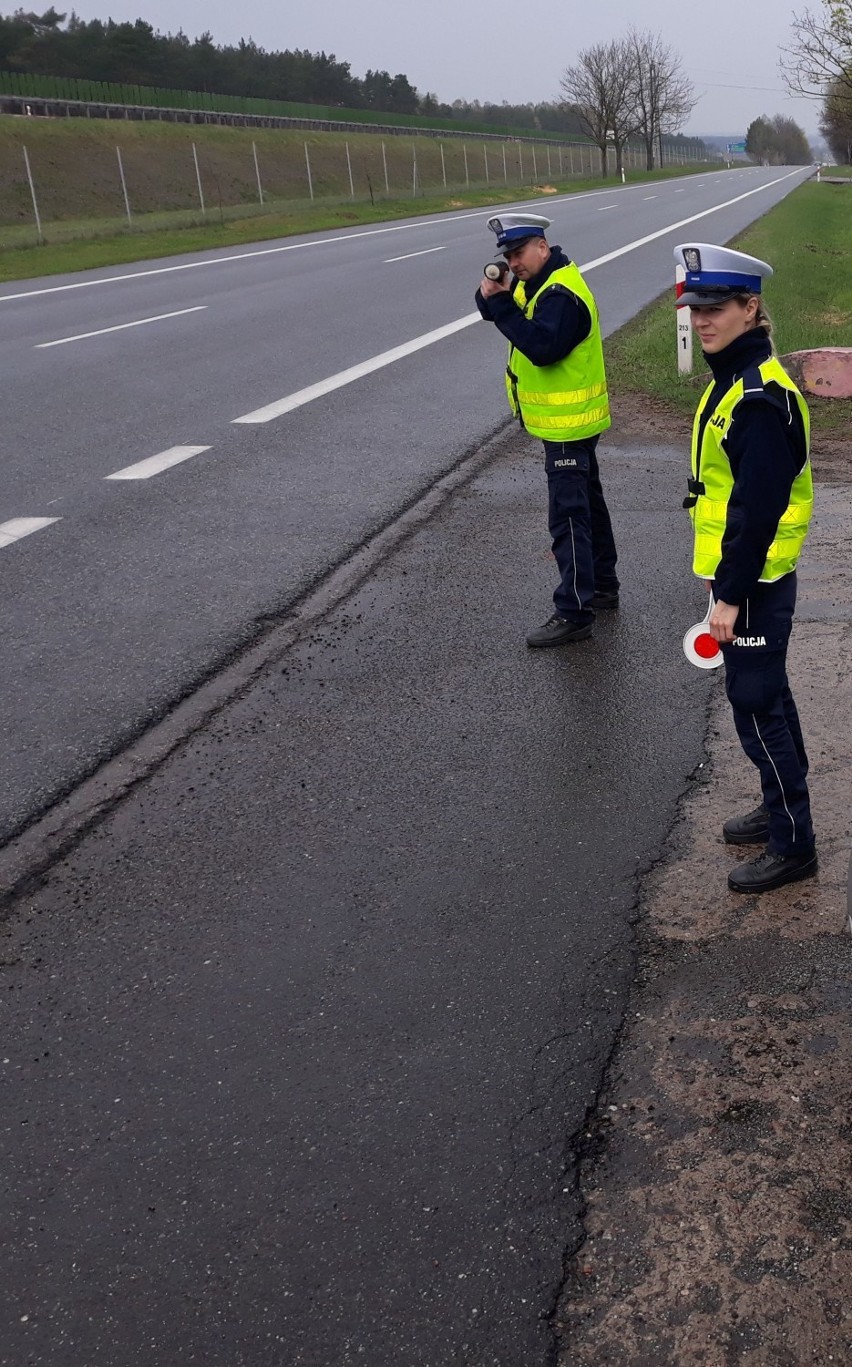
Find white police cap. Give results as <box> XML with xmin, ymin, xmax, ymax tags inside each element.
<box><xmin>673</xmin><ymin>242</ymin><xmax>773</xmax><ymax>307</ymax></box>
<box><xmin>488</xmin><ymin>212</ymin><xmax>551</xmax><ymax>251</ymax></box>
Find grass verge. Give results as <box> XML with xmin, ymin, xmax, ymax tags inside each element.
<box><xmin>606</xmin><ymin>178</ymin><xmax>852</xmax><ymax>443</ymax></box>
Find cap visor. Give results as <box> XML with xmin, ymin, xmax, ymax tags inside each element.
<box><xmin>677</xmin><ymin>287</ymin><xmax>748</xmax><ymax>308</ymax></box>
<box><xmin>500</xmin><ymin>236</ymin><xmax>535</xmax><ymax>254</ymax></box>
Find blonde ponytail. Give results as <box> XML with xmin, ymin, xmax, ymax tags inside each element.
<box><xmin>754</xmin><ymin>299</ymin><xmax>774</xmax><ymax>347</ymax></box>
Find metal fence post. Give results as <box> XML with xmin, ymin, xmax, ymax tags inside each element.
<box><xmin>412</xmin><ymin>143</ymin><xmax>417</xmax><ymax>196</ymax></box>
<box><xmin>463</xmin><ymin>143</ymin><xmax>469</xmax><ymax>189</ymax></box>
<box><xmin>483</xmin><ymin>145</ymin><xmax>489</xmax><ymax>185</ymax></box>
<box><xmin>440</xmin><ymin>142</ymin><xmax>446</xmax><ymax>188</ymax></box>
<box><xmin>346</xmin><ymin>141</ymin><xmax>354</xmax><ymax>199</ymax></box>
<box><xmin>518</xmin><ymin>143</ymin><xmax>524</xmax><ymax>182</ymax></box>
<box><xmin>503</xmin><ymin>144</ymin><xmax>507</xmax><ymax>183</ymax></box>
<box><xmin>116</xmin><ymin>145</ymin><xmax>132</xmax><ymax>226</ymax></box>
<box><xmin>382</xmin><ymin>141</ymin><xmax>389</xmax><ymax>194</ymax></box>
<box><xmin>22</xmin><ymin>145</ymin><xmax>43</xmax><ymax>243</ymax></box>
<box><xmin>252</xmin><ymin>140</ymin><xmax>264</xmax><ymax>204</ymax></box>
<box><xmin>192</xmin><ymin>141</ymin><xmax>206</xmax><ymax>215</ymax></box>
<box><xmin>305</xmin><ymin>142</ymin><xmax>314</xmax><ymax>200</ymax></box>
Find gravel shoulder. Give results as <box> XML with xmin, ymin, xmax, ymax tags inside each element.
<box><xmin>555</xmin><ymin>395</ymin><xmax>852</xmax><ymax>1365</ymax></box>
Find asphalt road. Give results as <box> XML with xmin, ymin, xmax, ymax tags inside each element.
<box><xmin>2</xmin><ymin>422</ymin><xmax>708</xmax><ymax>1367</ymax></box>
<box><xmin>0</xmin><ymin>164</ymin><xmax>812</xmax><ymax>843</ymax></box>
<box><xmin>0</xmin><ymin>165</ymin><xmax>813</xmax><ymax>1365</ymax></box>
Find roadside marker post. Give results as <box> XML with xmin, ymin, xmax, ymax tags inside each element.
<box><xmin>675</xmin><ymin>263</ymin><xmax>693</xmax><ymax>375</ymax></box>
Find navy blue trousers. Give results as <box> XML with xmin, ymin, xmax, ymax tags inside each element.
<box><xmin>720</xmin><ymin>572</ymin><xmax>815</xmax><ymax>857</ymax></box>
<box><xmin>543</xmin><ymin>437</ymin><xmax>619</xmax><ymax>623</ymax></box>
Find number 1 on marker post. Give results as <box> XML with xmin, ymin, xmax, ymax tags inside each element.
<box><xmin>675</xmin><ymin>263</ymin><xmax>693</xmax><ymax>375</ymax></box>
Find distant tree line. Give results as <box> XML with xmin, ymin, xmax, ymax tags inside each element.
<box><xmin>745</xmin><ymin>115</ymin><xmax>812</xmax><ymax>164</ymax></box>
<box><xmin>0</xmin><ymin>7</ymin><xmax>592</xmax><ymax>133</ymax></box>
<box><xmin>0</xmin><ymin>8</ymin><xmax>422</xmax><ymax>110</ymax></box>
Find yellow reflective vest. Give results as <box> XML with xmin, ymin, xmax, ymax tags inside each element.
<box><xmin>505</xmin><ymin>263</ymin><xmax>610</xmax><ymax>441</ymax></box>
<box><xmin>689</xmin><ymin>356</ymin><xmax>813</xmax><ymax>581</ymax></box>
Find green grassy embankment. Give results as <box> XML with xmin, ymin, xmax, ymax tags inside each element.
<box><xmin>606</xmin><ymin>176</ymin><xmax>852</xmax><ymax>442</ymax></box>
<box><xmin>0</xmin><ymin>113</ymin><xmax>717</xmax><ymax>280</ymax></box>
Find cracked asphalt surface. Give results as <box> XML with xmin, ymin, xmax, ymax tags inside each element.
<box><xmin>0</xmin><ymin>411</ymin><xmax>706</xmax><ymax>1366</ymax></box>
<box><xmin>2</xmin><ymin>400</ymin><xmax>848</xmax><ymax>1366</ymax></box>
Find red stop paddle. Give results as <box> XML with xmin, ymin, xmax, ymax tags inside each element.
<box><xmin>683</xmin><ymin>594</ymin><xmax>723</xmax><ymax>669</ymax></box>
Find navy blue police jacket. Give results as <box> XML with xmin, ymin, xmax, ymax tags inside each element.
<box><xmin>698</xmin><ymin>328</ymin><xmax>808</xmax><ymax>606</ymax></box>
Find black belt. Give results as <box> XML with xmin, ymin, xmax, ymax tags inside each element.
<box><xmin>683</xmin><ymin>476</ymin><xmax>705</xmax><ymax>510</ymax></box>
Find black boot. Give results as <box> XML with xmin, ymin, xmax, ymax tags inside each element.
<box><xmin>723</xmin><ymin>803</ymin><xmax>769</xmax><ymax>845</ymax></box>
<box><xmin>591</xmin><ymin>589</ymin><xmax>619</xmax><ymax>610</ymax></box>
<box><xmin>727</xmin><ymin>848</ymin><xmax>818</xmax><ymax>893</ymax></box>
<box><xmin>526</xmin><ymin>614</ymin><xmax>593</xmax><ymax>648</ymax></box>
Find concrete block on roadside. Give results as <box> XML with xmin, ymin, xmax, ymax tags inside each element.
<box><xmin>781</xmin><ymin>348</ymin><xmax>852</xmax><ymax>399</ymax></box>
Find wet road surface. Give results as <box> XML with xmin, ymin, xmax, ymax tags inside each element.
<box><xmin>0</xmin><ymin>424</ymin><xmax>711</xmax><ymax>1365</ymax></box>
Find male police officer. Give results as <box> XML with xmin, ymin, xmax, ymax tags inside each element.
<box><xmin>675</xmin><ymin>242</ymin><xmax>816</xmax><ymax>892</ymax></box>
<box><xmin>476</xmin><ymin>213</ymin><xmax>619</xmax><ymax>646</ymax></box>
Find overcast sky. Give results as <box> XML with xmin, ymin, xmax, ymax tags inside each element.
<box><xmin>64</xmin><ymin>0</ymin><xmax>823</xmax><ymax>138</ymax></box>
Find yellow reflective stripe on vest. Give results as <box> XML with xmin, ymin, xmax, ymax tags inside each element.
<box><xmin>523</xmin><ymin>406</ymin><xmax>610</xmax><ymax>430</ymax></box>
<box><xmin>516</xmin><ymin>381</ymin><xmax>608</xmax><ymax>406</ymax></box>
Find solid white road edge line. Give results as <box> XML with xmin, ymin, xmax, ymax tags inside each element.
<box><xmin>105</xmin><ymin>445</ymin><xmax>211</xmax><ymax>480</ymax></box>
<box><xmin>0</xmin><ymin>167</ymin><xmax>778</xmax><ymax>304</ymax></box>
<box><xmin>232</xmin><ymin>168</ymin><xmax>804</xmax><ymax>427</ymax></box>
<box><xmin>232</xmin><ymin>317</ymin><xmax>479</xmax><ymax>424</ymax></box>
<box><xmin>0</xmin><ymin>517</ymin><xmax>61</xmax><ymax>549</ymax></box>
<box><xmin>0</xmin><ymin>193</ymin><xmax>618</xmax><ymax>304</ymax></box>
<box><xmin>35</xmin><ymin>306</ymin><xmax>207</xmax><ymax>348</ymax></box>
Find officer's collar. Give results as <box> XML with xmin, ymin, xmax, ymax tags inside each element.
<box><xmin>703</xmin><ymin>327</ymin><xmax>771</xmax><ymax>381</ymax></box>
<box><xmin>519</xmin><ymin>245</ymin><xmax>569</xmax><ymax>295</ymax></box>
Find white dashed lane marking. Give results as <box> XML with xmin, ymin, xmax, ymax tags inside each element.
<box><xmin>0</xmin><ymin>517</ymin><xmax>61</xmax><ymax>549</ymax></box>
<box><xmin>35</xmin><ymin>306</ymin><xmax>207</xmax><ymax>349</ymax></box>
<box><xmin>385</xmin><ymin>246</ymin><xmax>448</xmax><ymax>263</ymax></box>
<box><xmin>105</xmin><ymin>445</ymin><xmax>212</xmax><ymax>481</ymax></box>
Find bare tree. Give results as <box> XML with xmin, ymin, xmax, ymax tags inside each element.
<box><xmin>560</xmin><ymin>39</ymin><xmax>640</xmax><ymax>177</ymax></box>
<box><xmin>780</xmin><ymin>1</ymin><xmax>852</xmax><ymax>113</ymax></box>
<box><xmin>627</xmin><ymin>30</ymin><xmax>697</xmax><ymax>171</ymax></box>
<box><xmin>820</xmin><ymin>72</ymin><xmax>852</xmax><ymax>158</ymax></box>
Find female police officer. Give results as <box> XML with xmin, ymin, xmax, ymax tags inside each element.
<box><xmin>674</xmin><ymin>242</ymin><xmax>817</xmax><ymax>893</ymax></box>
